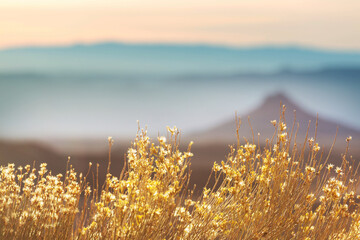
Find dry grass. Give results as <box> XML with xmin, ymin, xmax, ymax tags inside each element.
<box><xmin>1</xmin><ymin>105</ymin><xmax>360</xmax><ymax>239</ymax></box>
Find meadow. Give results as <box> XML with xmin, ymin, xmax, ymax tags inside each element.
<box><xmin>1</xmin><ymin>105</ymin><xmax>360</xmax><ymax>239</ymax></box>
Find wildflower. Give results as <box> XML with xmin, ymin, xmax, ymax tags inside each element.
<box><xmin>273</xmin><ymin>144</ymin><xmax>278</xmax><ymax>151</ymax></box>
<box><xmin>305</xmin><ymin>166</ymin><xmax>315</xmax><ymax>174</ymax></box>
<box><xmin>279</xmin><ymin>132</ymin><xmax>287</xmax><ymax>142</ymax></box>
<box><xmin>158</xmin><ymin>136</ymin><xmax>166</xmax><ymax>143</ymax></box>
<box><xmin>335</xmin><ymin>167</ymin><xmax>342</xmax><ymax>174</ymax></box>
<box><xmin>166</xmin><ymin>126</ymin><xmax>178</xmax><ymax>135</ymax></box>
<box><xmin>185</xmin><ymin>199</ymin><xmax>195</xmax><ymax>206</ymax></box>
<box><xmin>280</xmin><ymin>122</ymin><xmax>287</xmax><ymax>131</ymax></box>
<box><xmin>313</xmin><ymin>143</ymin><xmax>320</xmax><ymax>152</ymax></box>
<box><xmin>213</xmin><ymin>163</ymin><xmax>221</xmax><ymax>172</ymax></box>
<box><xmin>306</xmin><ymin>193</ymin><xmax>314</xmax><ymax>201</ymax></box>
<box><xmin>327</xmin><ymin>164</ymin><xmax>334</xmax><ymax>171</ymax></box>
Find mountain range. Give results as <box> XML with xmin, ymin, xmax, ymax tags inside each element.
<box><xmin>1</xmin><ymin>43</ymin><xmax>360</xmax><ymax>76</ymax></box>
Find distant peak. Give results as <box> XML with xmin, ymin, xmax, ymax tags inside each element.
<box><xmin>262</xmin><ymin>92</ymin><xmax>298</xmax><ymax>110</ymax></box>
<box><xmin>265</xmin><ymin>92</ymin><xmax>290</xmax><ymax>102</ymax></box>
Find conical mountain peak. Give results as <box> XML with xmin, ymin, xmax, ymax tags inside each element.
<box><xmin>257</xmin><ymin>92</ymin><xmax>299</xmax><ymax>113</ymax></box>
<box><xmin>194</xmin><ymin>92</ymin><xmax>360</xmax><ymax>149</ymax></box>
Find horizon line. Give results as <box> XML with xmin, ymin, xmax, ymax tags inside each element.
<box><xmin>1</xmin><ymin>40</ymin><xmax>360</xmax><ymax>54</ymax></box>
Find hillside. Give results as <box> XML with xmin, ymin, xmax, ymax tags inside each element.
<box><xmin>193</xmin><ymin>93</ymin><xmax>360</xmax><ymax>151</ymax></box>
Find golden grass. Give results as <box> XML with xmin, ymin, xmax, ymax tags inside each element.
<box><xmin>1</xmin><ymin>105</ymin><xmax>360</xmax><ymax>239</ymax></box>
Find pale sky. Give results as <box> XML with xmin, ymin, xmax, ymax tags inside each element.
<box><xmin>0</xmin><ymin>0</ymin><xmax>360</xmax><ymax>49</ymax></box>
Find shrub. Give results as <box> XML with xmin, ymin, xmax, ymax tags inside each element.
<box><xmin>1</xmin><ymin>105</ymin><xmax>359</xmax><ymax>239</ymax></box>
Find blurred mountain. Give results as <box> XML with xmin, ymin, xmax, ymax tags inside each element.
<box><xmin>193</xmin><ymin>93</ymin><xmax>360</xmax><ymax>151</ymax></box>
<box><xmin>1</xmin><ymin>43</ymin><xmax>360</xmax><ymax>76</ymax></box>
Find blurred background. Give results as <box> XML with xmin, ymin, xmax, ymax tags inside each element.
<box><xmin>1</xmin><ymin>0</ymin><xmax>360</xmax><ymax>188</ymax></box>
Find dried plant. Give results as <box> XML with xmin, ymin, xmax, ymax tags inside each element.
<box><xmin>1</xmin><ymin>105</ymin><xmax>360</xmax><ymax>239</ymax></box>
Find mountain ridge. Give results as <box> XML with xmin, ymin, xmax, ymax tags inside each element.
<box><xmin>1</xmin><ymin>42</ymin><xmax>360</xmax><ymax>75</ymax></box>
<box><xmin>2</xmin><ymin>42</ymin><xmax>360</xmax><ymax>54</ymax></box>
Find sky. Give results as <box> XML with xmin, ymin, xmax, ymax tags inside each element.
<box><xmin>0</xmin><ymin>0</ymin><xmax>360</xmax><ymax>50</ymax></box>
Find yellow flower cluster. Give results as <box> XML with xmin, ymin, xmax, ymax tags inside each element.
<box><xmin>80</xmin><ymin>127</ymin><xmax>194</xmax><ymax>239</ymax></box>
<box><xmin>1</xmin><ymin>106</ymin><xmax>360</xmax><ymax>239</ymax></box>
<box><xmin>0</xmin><ymin>161</ymin><xmax>83</xmax><ymax>239</ymax></box>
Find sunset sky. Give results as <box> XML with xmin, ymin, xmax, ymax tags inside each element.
<box><xmin>1</xmin><ymin>0</ymin><xmax>360</xmax><ymax>50</ymax></box>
